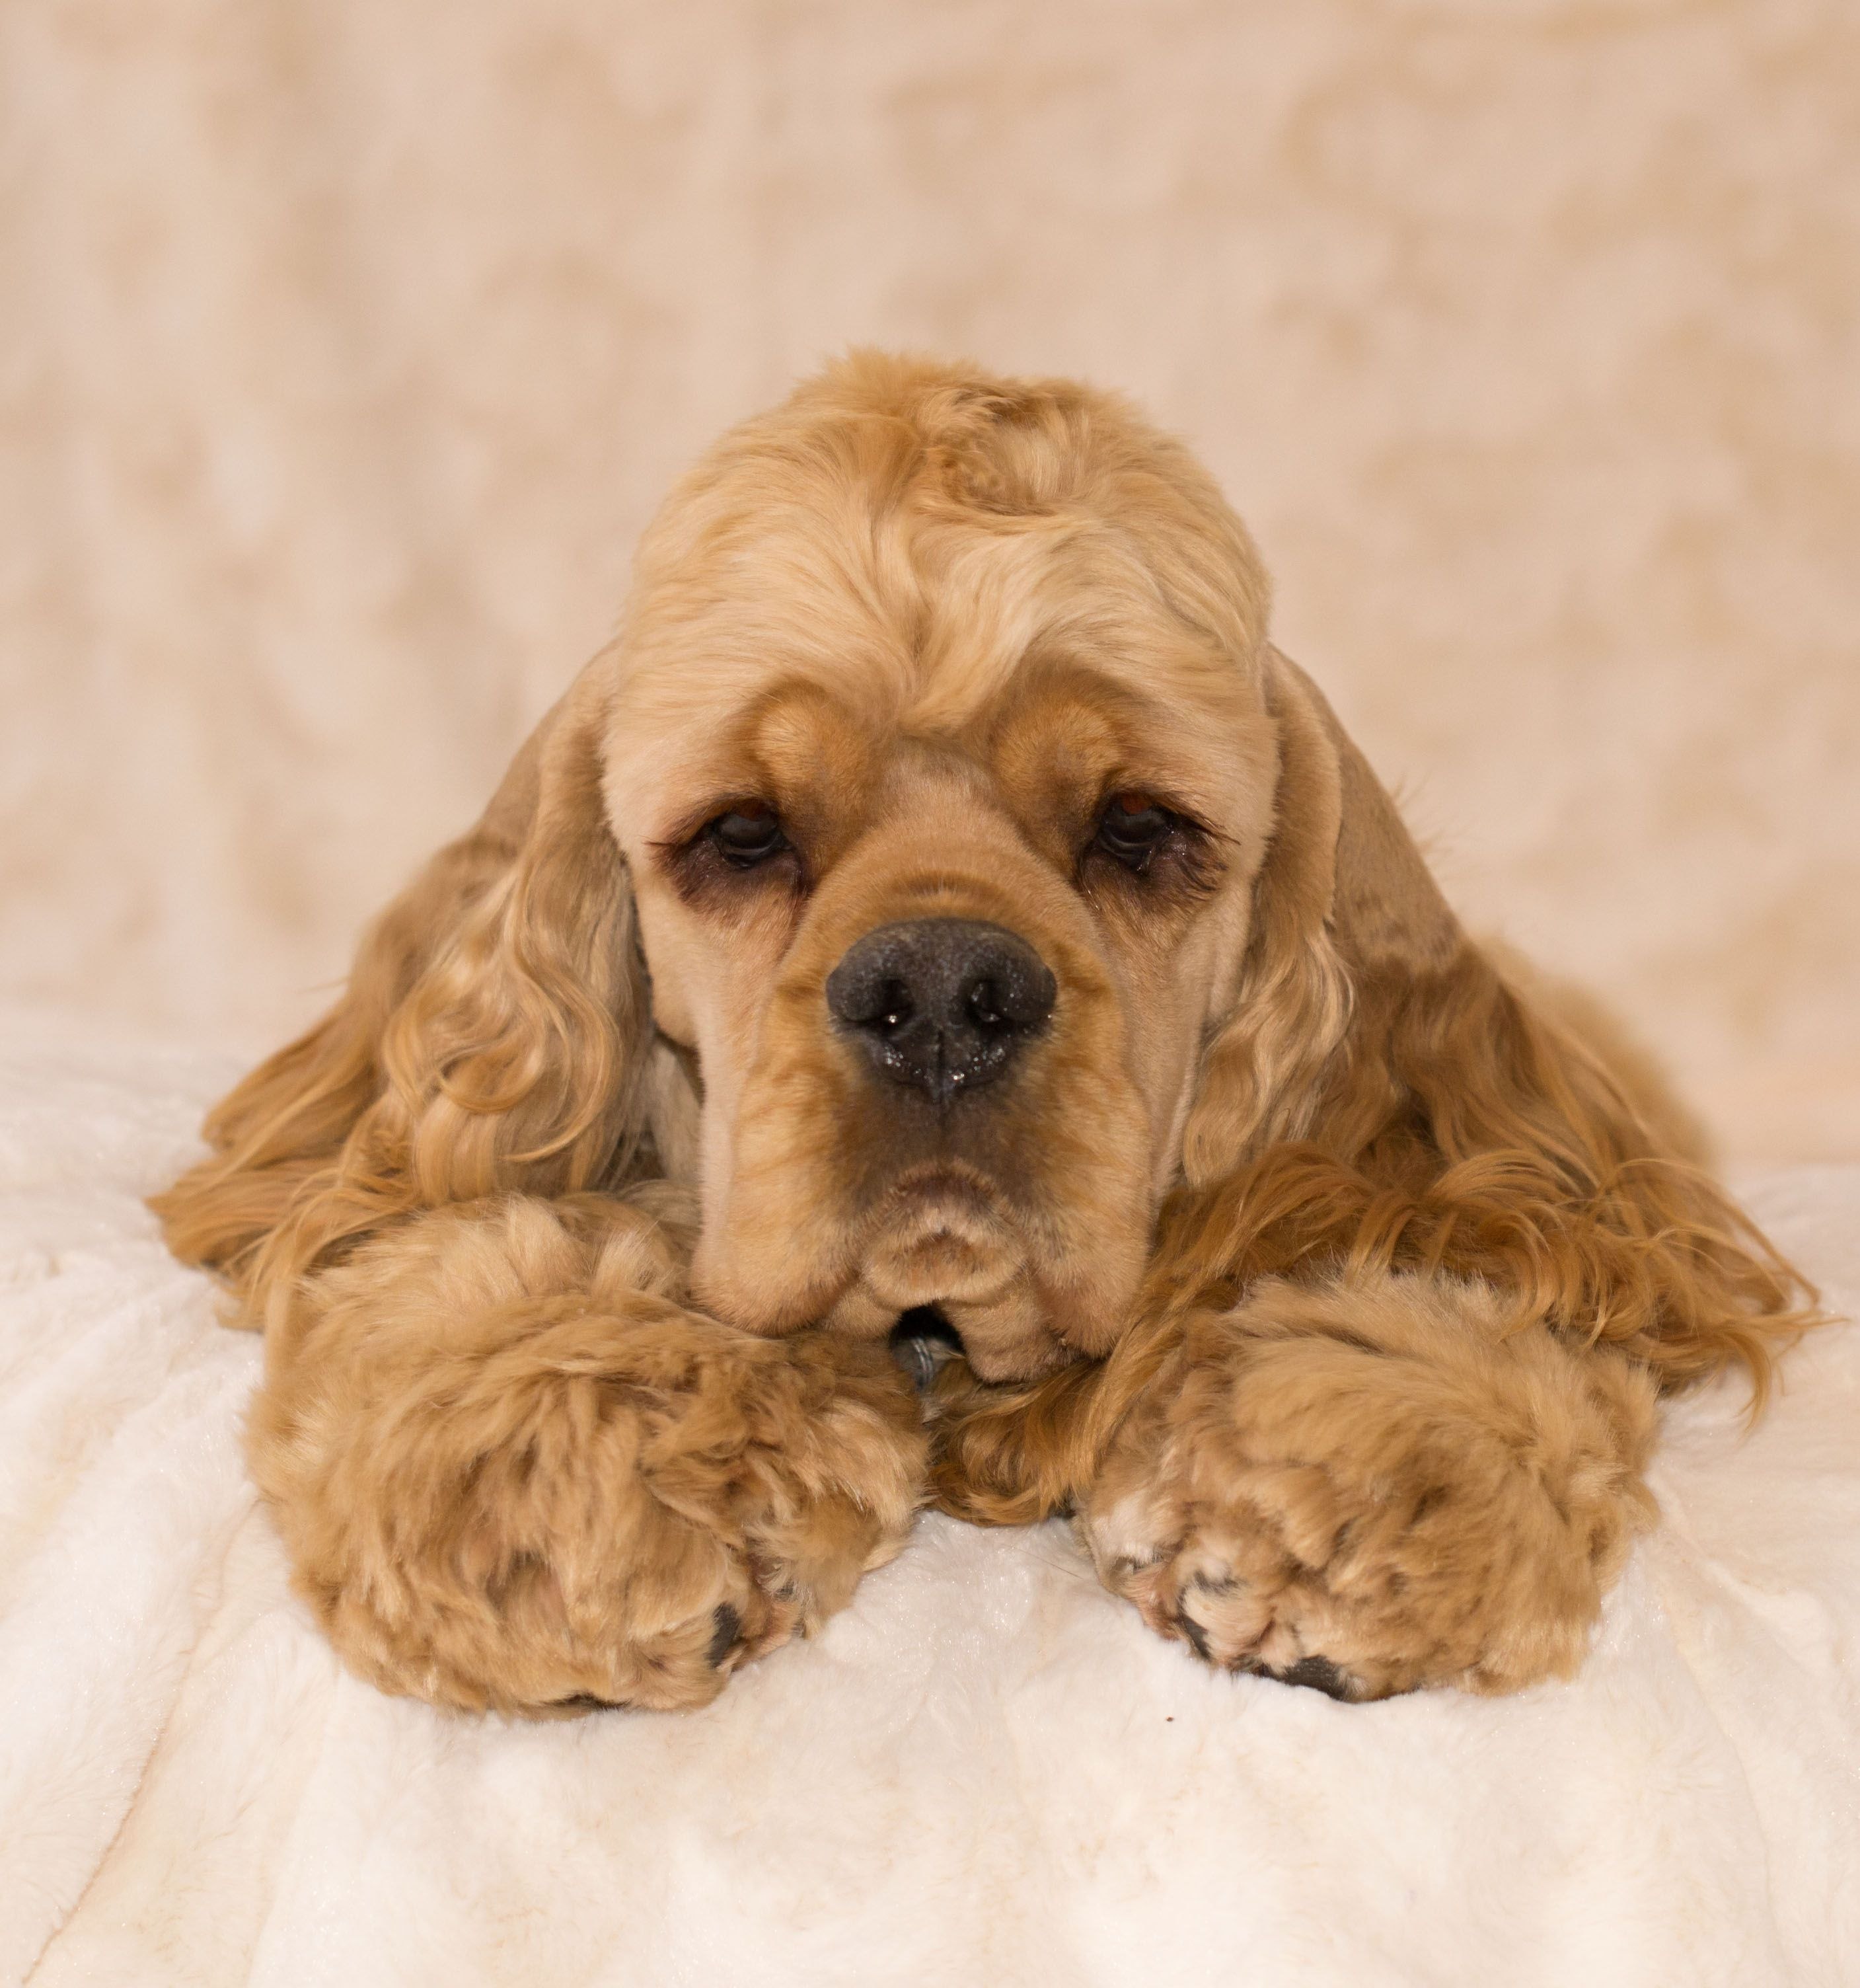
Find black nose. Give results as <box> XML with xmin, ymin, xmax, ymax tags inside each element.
<box><xmin>826</xmin><ymin>919</ymin><xmax>1057</xmax><ymax>1105</ymax></box>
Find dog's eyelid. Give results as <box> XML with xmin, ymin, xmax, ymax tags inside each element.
<box><xmin>648</xmin><ymin>795</ymin><xmax>807</xmax><ymax>899</ymax></box>
<box><xmin>705</xmin><ymin>802</ymin><xmax>793</xmax><ymax>871</ymax></box>
<box><xmin>1091</xmin><ymin>787</ymin><xmax>1211</xmax><ymax>840</ymax></box>
<box><xmin>653</xmin><ymin>795</ymin><xmax>782</xmax><ymax>851</ymax></box>
<box><xmin>1075</xmin><ymin>784</ymin><xmax>1230</xmax><ymax>899</ymax></box>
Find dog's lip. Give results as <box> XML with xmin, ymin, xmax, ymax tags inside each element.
<box><xmin>879</xmin><ymin>1161</ymin><xmax>1000</xmax><ymax>1210</ymax></box>
<box><xmin>857</xmin><ymin>1227</ymin><xmax>1016</xmax><ymax>1311</ymax></box>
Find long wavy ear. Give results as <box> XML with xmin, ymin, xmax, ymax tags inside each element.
<box><xmin>1171</xmin><ymin>647</ymin><xmax>1818</xmax><ymax>1402</ymax></box>
<box><xmin>152</xmin><ymin>665</ymin><xmax>657</xmax><ymax>1331</ymax></box>
<box><xmin>1179</xmin><ymin>650</ymin><xmax>1450</xmax><ymax>1176</ymax></box>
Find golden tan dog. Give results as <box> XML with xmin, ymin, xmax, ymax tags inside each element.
<box><xmin>154</xmin><ymin>354</ymin><xmax>1817</xmax><ymax>1712</ymax></box>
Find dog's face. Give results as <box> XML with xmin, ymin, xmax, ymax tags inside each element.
<box><xmin>599</xmin><ymin>363</ymin><xmax>1279</xmax><ymax>1378</ymax></box>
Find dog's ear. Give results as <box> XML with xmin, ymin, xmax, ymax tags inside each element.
<box><xmin>153</xmin><ymin>667</ymin><xmax>655</xmax><ymax>1322</ymax></box>
<box><xmin>1181</xmin><ymin>649</ymin><xmax>1463</xmax><ymax>1182</ymax></box>
<box><xmin>1172</xmin><ymin>648</ymin><xmax>1815</xmax><ymax>1399</ymax></box>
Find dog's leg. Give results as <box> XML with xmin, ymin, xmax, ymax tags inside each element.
<box><xmin>1078</xmin><ymin>1270</ymin><xmax>1658</xmax><ymax>1699</ymax></box>
<box><xmin>925</xmin><ymin>1352</ymin><xmax>1115</xmax><ymax>1526</ymax></box>
<box><xmin>251</xmin><ymin>1195</ymin><xmax>927</xmax><ymax>1714</ymax></box>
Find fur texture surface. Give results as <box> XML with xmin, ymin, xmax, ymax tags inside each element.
<box><xmin>4</xmin><ymin>1025</ymin><xmax>1859</xmax><ymax>1985</ymax></box>
<box><xmin>150</xmin><ymin>356</ymin><xmax>1819</xmax><ymax>1714</ymax></box>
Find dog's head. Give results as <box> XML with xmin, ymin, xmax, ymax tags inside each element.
<box><xmin>172</xmin><ymin>354</ymin><xmax>1803</xmax><ymax>1403</ymax></box>
<box><xmin>599</xmin><ymin>357</ymin><xmax>1288</xmax><ymax>1377</ymax></box>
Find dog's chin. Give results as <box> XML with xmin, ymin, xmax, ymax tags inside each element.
<box><xmin>809</xmin><ymin>1171</ymin><xmax>1076</xmax><ymax>1381</ymax></box>
<box><xmin>698</xmin><ymin>1165</ymin><xmax>1112</xmax><ymax>1381</ymax></box>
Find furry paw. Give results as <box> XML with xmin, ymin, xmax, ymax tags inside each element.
<box><xmin>253</xmin><ymin>1198</ymin><xmax>928</xmax><ymax>1713</ymax></box>
<box><xmin>1082</xmin><ymin>1272</ymin><xmax>1658</xmax><ymax>1700</ymax></box>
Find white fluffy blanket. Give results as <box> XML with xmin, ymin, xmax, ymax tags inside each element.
<box><xmin>3</xmin><ymin>1024</ymin><xmax>1857</xmax><ymax>1988</ymax></box>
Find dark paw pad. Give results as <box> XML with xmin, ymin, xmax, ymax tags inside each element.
<box><xmin>551</xmin><ymin>1692</ymin><xmax>624</xmax><ymax>1714</ymax></box>
<box><xmin>707</xmin><ymin>1601</ymin><xmax>744</xmax><ymax>1668</ymax></box>
<box><xmin>1260</xmin><ymin>1654</ymin><xmax>1356</xmax><ymax>1701</ymax></box>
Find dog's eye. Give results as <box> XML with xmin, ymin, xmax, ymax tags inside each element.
<box><xmin>708</xmin><ymin>802</ymin><xmax>788</xmax><ymax>868</ymax></box>
<box><xmin>1094</xmin><ymin>792</ymin><xmax>1175</xmax><ymax>872</ymax></box>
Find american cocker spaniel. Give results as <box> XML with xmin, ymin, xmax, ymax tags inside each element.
<box><xmin>155</xmin><ymin>354</ymin><xmax>1817</xmax><ymax>1712</ymax></box>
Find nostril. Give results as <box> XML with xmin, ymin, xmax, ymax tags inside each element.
<box><xmin>965</xmin><ymin>953</ymin><xmax>1056</xmax><ymax>1035</ymax></box>
<box><xmin>965</xmin><ymin>979</ymin><xmax>1005</xmax><ymax>1030</ymax></box>
<box><xmin>877</xmin><ymin>977</ymin><xmax>914</xmax><ymax>1031</ymax></box>
<box><xmin>826</xmin><ymin>962</ymin><xmax>915</xmax><ymax>1031</ymax></box>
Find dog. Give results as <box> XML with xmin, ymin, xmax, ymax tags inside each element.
<box><xmin>153</xmin><ymin>353</ymin><xmax>1817</xmax><ymax>1712</ymax></box>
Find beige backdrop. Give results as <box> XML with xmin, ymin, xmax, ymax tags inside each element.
<box><xmin>3</xmin><ymin>0</ymin><xmax>1856</xmax><ymax>1161</ymax></box>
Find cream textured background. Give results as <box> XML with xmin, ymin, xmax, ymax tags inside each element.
<box><xmin>3</xmin><ymin>0</ymin><xmax>1856</xmax><ymax>1161</ymax></box>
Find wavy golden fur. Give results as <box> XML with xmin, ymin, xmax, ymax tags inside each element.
<box><xmin>155</xmin><ymin>354</ymin><xmax>1818</xmax><ymax>1712</ymax></box>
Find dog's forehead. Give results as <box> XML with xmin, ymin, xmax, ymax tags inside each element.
<box><xmin>605</xmin><ymin>500</ymin><xmax>1267</xmax><ymax>829</ymax></box>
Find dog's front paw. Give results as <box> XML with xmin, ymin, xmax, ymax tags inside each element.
<box><xmin>253</xmin><ymin>1200</ymin><xmax>928</xmax><ymax>1714</ymax></box>
<box><xmin>1082</xmin><ymin>1274</ymin><xmax>1657</xmax><ymax>1700</ymax></box>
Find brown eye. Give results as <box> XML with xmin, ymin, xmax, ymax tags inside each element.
<box><xmin>708</xmin><ymin>802</ymin><xmax>788</xmax><ymax>869</ymax></box>
<box><xmin>1094</xmin><ymin>792</ymin><xmax>1175</xmax><ymax>872</ymax></box>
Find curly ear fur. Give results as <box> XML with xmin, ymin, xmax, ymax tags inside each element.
<box><xmin>1169</xmin><ymin>649</ymin><xmax>1819</xmax><ymax>1399</ymax></box>
<box><xmin>151</xmin><ymin>668</ymin><xmax>655</xmax><ymax>1337</ymax></box>
<box><xmin>934</xmin><ymin>649</ymin><xmax>1820</xmax><ymax>1527</ymax></box>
